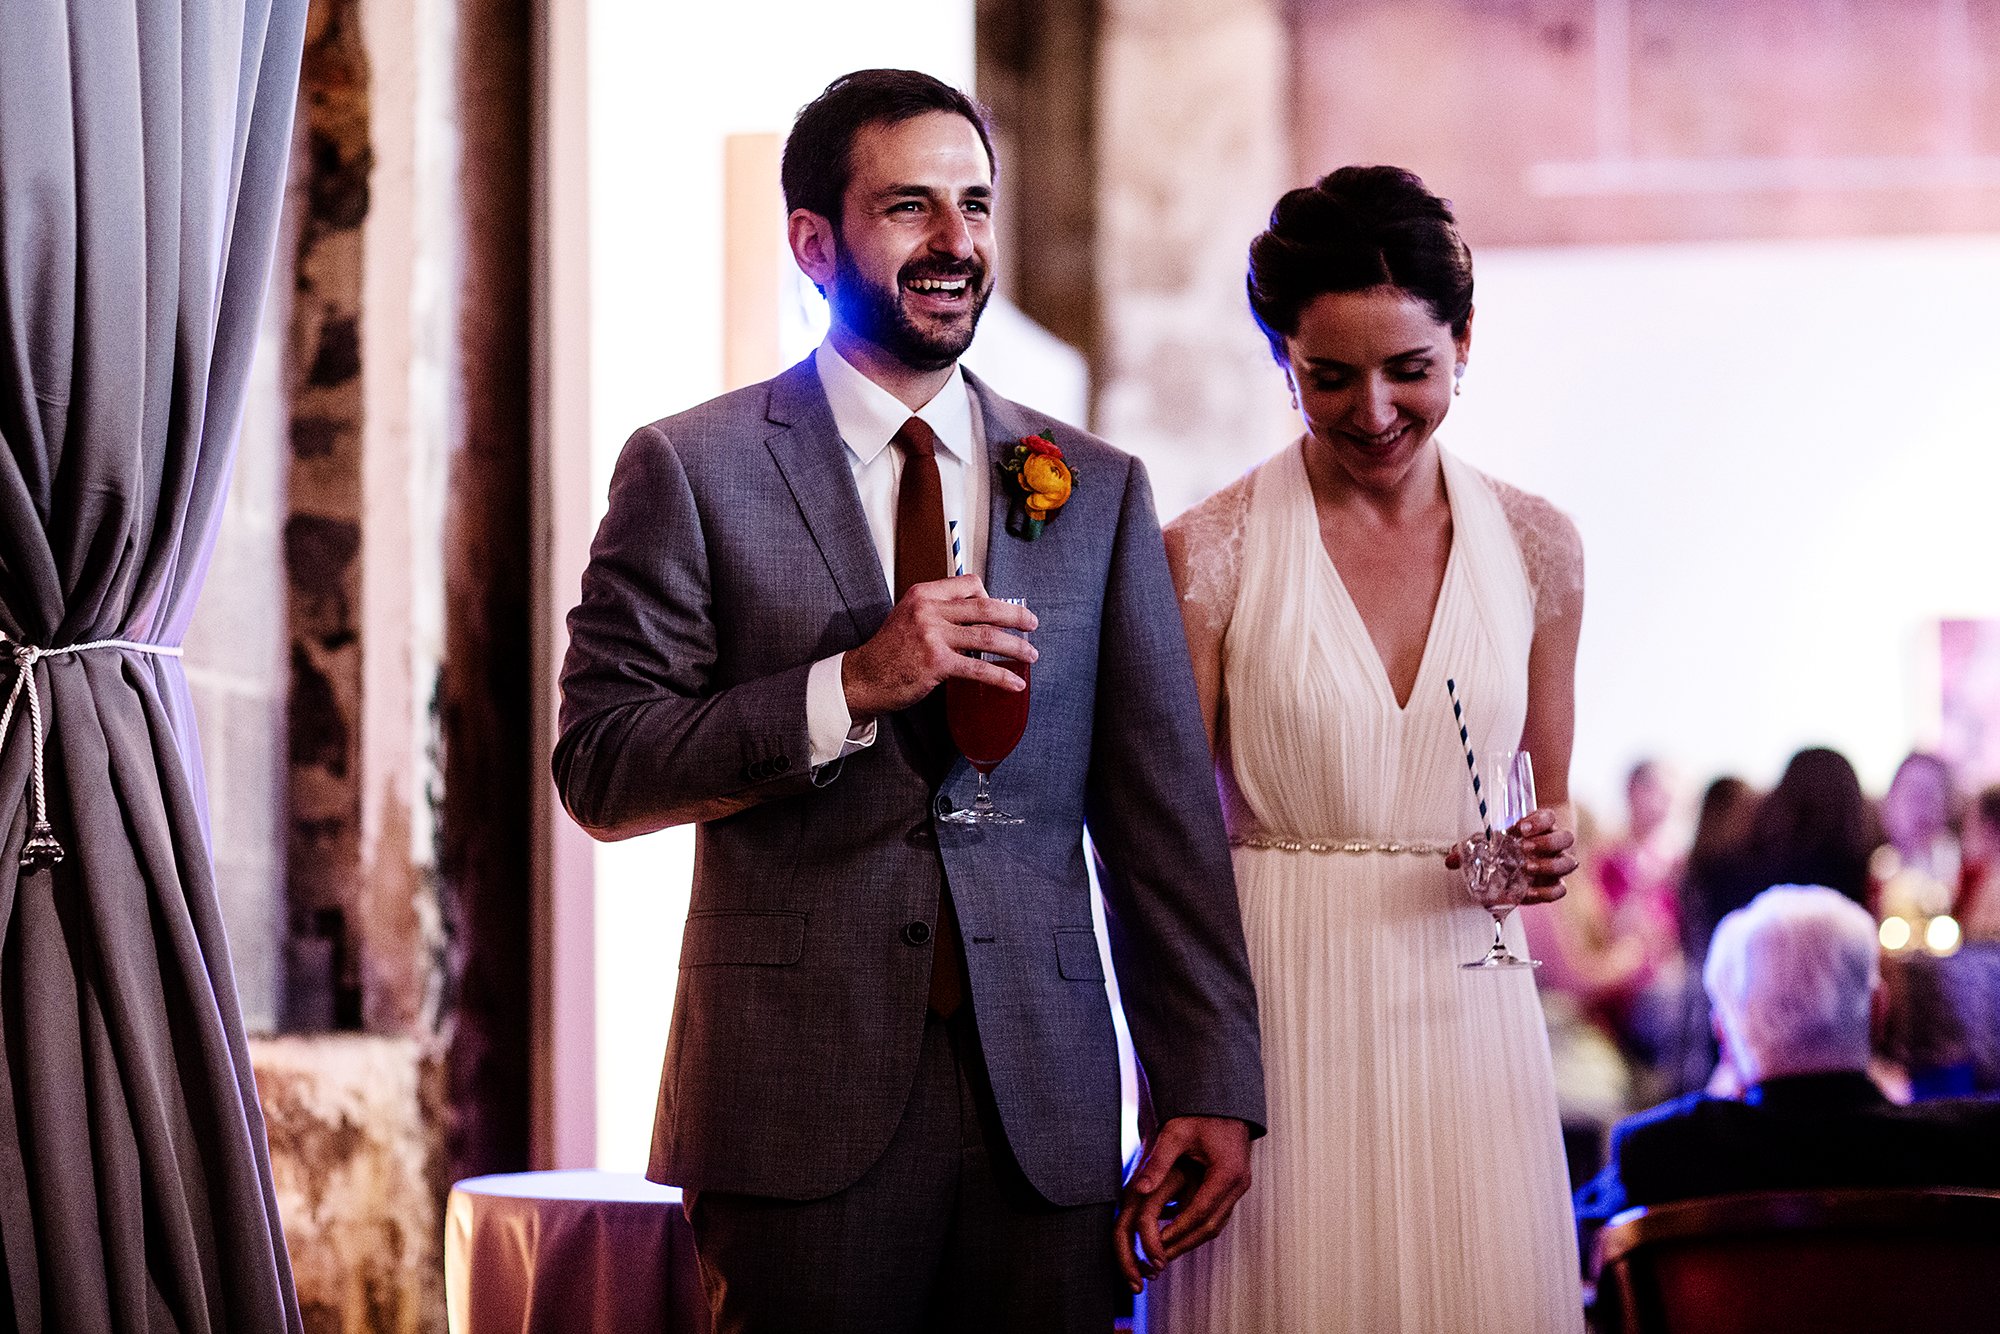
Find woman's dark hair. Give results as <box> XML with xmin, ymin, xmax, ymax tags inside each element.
<box><xmin>1749</xmin><ymin>747</ymin><xmax>1878</xmax><ymax>907</ymax></box>
<box><xmin>1688</xmin><ymin>776</ymin><xmax>1758</xmax><ymax>872</ymax></box>
<box><xmin>1246</xmin><ymin>165</ymin><xmax>1474</xmax><ymax>362</ymax></box>
<box><xmin>1680</xmin><ymin>776</ymin><xmax>1761</xmax><ymax>959</ymax></box>
<box><xmin>1975</xmin><ymin>784</ymin><xmax>2000</xmax><ymax>835</ymax></box>
<box><xmin>781</xmin><ymin>69</ymin><xmax>996</xmax><ymax>224</ymax></box>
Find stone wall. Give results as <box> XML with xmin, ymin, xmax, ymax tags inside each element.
<box><xmin>207</xmin><ymin>0</ymin><xmax>532</xmax><ymax>1325</ymax></box>
<box><xmin>253</xmin><ymin>1036</ymin><xmax>447</xmax><ymax>1334</ymax></box>
<box><xmin>1092</xmin><ymin>0</ymin><xmax>1298</xmax><ymax>518</ymax></box>
<box><xmin>1288</xmin><ymin>0</ymin><xmax>2000</xmax><ymax>248</ymax></box>
<box><xmin>286</xmin><ymin>0</ymin><xmax>374</xmax><ymax>1029</ymax></box>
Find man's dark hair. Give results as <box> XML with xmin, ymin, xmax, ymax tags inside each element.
<box><xmin>782</xmin><ymin>69</ymin><xmax>997</xmax><ymax>223</ymax></box>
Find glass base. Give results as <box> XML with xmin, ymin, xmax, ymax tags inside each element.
<box><xmin>942</xmin><ymin>771</ymin><xmax>1024</xmax><ymax>825</ymax></box>
<box><xmin>1461</xmin><ymin>951</ymin><xmax>1540</xmax><ymax>970</ymax></box>
<box><xmin>1462</xmin><ymin>904</ymin><xmax>1537</xmax><ymax>970</ymax></box>
<box><xmin>939</xmin><ymin>806</ymin><xmax>1023</xmax><ymax>825</ymax></box>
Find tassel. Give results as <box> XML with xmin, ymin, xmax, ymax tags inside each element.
<box><xmin>21</xmin><ymin>819</ymin><xmax>64</xmax><ymax>870</ymax></box>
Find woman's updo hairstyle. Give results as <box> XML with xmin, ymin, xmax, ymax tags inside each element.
<box><xmin>1247</xmin><ymin>165</ymin><xmax>1473</xmax><ymax>363</ymax></box>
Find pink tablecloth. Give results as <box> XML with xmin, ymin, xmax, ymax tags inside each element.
<box><xmin>444</xmin><ymin>1170</ymin><xmax>711</xmax><ymax>1334</ymax></box>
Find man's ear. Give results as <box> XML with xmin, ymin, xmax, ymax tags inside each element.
<box><xmin>788</xmin><ymin>209</ymin><xmax>837</xmax><ymax>296</ymax></box>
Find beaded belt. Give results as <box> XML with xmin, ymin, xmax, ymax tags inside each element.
<box><xmin>1230</xmin><ymin>835</ymin><xmax>1454</xmax><ymax>857</ymax></box>
<box><xmin>1</xmin><ymin>634</ymin><xmax>183</xmax><ymax>869</ymax></box>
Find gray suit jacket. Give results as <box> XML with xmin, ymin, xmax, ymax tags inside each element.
<box><xmin>554</xmin><ymin>357</ymin><xmax>1265</xmax><ymax>1207</ymax></box>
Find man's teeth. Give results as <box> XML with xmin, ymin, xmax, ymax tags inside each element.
<box><xmin>908</xmin><ymin>278</ymin><xmax>968</xmax><ymax>293</ymax></box>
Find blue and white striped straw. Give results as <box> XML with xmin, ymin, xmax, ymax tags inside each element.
<box><xmin>949</xmin><ymin>519</ymin><xmax>966</xmax><ymax>578</ymax></box>
<box><xmin>1445</xmin><ymin>677</ymin><xmax>1490</xmax><ymax>834</ymax></box>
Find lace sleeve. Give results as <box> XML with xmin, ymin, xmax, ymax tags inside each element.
<box><xmin>1163</xmin><ymin>474</ymin><xmax>1252</xmax><ymax>646</ymax></box>
<box><xmin>1163</xmin><ymin>475</ymin><xmax>1252</xmax><ymax>744</ymax></box>
<box><xmin>1488</xmin><ymin>476</ymin><xmax>1585</xmax><ymax>632</ymax></box>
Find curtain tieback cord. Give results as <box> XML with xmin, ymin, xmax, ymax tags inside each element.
<box><xmin>0</xmin><ymin>635</ymin><xmax>184</xmax><ymax>870</ymax></box>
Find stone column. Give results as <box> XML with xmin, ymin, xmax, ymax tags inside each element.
<box><xmin>262</xmin><ymin>0</ymin><xmax>534</xmax><ymax>1322</ymax></box>
<box><xmin>1094</xmin><ymin>0</ymin><xmax>1297</xmax><ymax>519</ymax></box>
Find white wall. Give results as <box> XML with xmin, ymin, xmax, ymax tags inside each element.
<box><xmin>1437</xmin><ymin>234</ymin><xmax>2000</xmax><ymax>815</ymax></box>
<box><xmin>584</xmin><ymin>1</ymin><xmax>975</xmax><ymax>1171</ymax></box>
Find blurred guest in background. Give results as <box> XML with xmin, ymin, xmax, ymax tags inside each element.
<box><xmin>1872</xmin><ymin>751</ymin><xmax>1961</xmax><ymax>928</ymax></box>
<box><xmin>1874</xmin><ymin>767</ymin><xmax>2000</xmax><ymax>1101</ymax></box>
<box><xmin>1677</xmin><ymin>776</ymin><xmax>1760</xmax><ymax>961</ymax></box>
<box><xmin>1955</xmin><ymin>785</ymin><xmax>2000</xmax><ymax>943</ymax></box>
<box><xmin>1673</xmin><ymin>753</ymin><xmax>1877</xmax><ymax>1096</ymax></box>
<box><xmin>1663</xmin><ymin>776</ymin><xmax>1760</xmax><ymax>1095</ymax></box>
<box><xmin>1592</xmin><ymin>760</ymin><xmax>1686</xmax><ymax>1076</ymax></box>
<box><xmin>1575</xmin><ymin>885</ymin><xmax>2000</xmax><ymax>1234</ymax></box>
<box><xmin>1736</xmin><ymin>748</ymin><xmax>1876</xmax><ymax>916</ymax></box>
<box><xmin>1598</xmin><ymin>760</ymin><xmax>1683</xmax><ymax>938</ymax></box>
<box><xmin>1524</xmin><ymin>805</ymin><xmax>1643</xmax><ymax>1188</ymax></box>
<box><xmin>1947</xmin><ymin>787</ymin><xmax>2000</xmax><ymax>1094</ymax></box>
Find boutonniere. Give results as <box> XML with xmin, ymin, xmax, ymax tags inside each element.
<box><xmin>1000</xmin><ymin>433</ymin><xmax>1077</xmax><ymax>540</ymax></box>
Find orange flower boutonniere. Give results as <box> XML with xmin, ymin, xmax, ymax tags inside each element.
<box><xmin>1000</xmin><ymin>433</ymin><xmax>1077</xmax><ymax>539</ymax></box>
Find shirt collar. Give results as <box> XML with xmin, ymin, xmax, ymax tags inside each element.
<box><xmin>1743</xmin><ymin>1070</ymin><xmax>1886</xmax><ymax>1110</ymax></box>
<box><xmin>815</xmin><ymin>340</ymin><xmax>975</xmax><ymax>467</ymax></box>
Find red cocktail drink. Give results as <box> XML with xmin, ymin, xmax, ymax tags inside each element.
<box><xmin>946</xmin><ymin>661</ymin><xmax>1029</xmax><ymax>772</ymax></box>
<box><xmin>940</xmin><ymin>644</ymin><xmax>1031</xmax><ymax>825</ymax></box>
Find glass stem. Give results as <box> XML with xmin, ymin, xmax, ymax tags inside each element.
<box><xmin>972</xmin><ymin>772</ymin><xmax>995</xmax><ymax>814</ymax></box>
<box><xmin>1491</xmin><ymin>911</ymin><xmax>1508</xmax><ymax>957</ymax></box>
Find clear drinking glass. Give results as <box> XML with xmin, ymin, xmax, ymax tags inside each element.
<box><xmin>1458</xmin><ymin>749</ymin><xmax>1540</xmax><ymax>969</ymax></box>
<box><xmin>940</xmin><ymin>598</ymin><xmax>1030</xmax><ymax>825</ymax></box>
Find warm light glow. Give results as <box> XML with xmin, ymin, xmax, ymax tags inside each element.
<box><xmin>1925</xmin><ymin>914</ymin><xmax>1963</xmax><ymax>956</ymax></box>
<box><xmin>1879</xmin><ymin>916</ymin><xmax>1913</xmax><ymax>951</ymax></box>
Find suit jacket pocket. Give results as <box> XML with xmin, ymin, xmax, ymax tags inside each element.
<box><xmin>1054</xmin><ymin>927</ymin><xmax>1105</xmax><ymax>981</ymax></box>
<box><xmin>681</xmin><ymin>910</ymin><xmax>807</xmax><ymax>967</ymax></box>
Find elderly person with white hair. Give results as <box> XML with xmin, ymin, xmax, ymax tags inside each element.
<box><xmin>1575</xmin><ymin>884</ymin><xmax>2000</xmax><ymax>1229</ymax></box>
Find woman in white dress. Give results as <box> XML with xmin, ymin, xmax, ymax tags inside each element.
<box><xmin>1143</xmin><ymin>167</ymin><xmax>1587</xmax><ymax>1331</ymax></box>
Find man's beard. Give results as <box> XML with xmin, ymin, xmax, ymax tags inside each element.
<box><xmin>830</xmin><ymin>244</ymin><xmax>990</xmax><ymax>373</ymax></box>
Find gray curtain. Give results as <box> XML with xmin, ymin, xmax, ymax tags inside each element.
<box><xmin>0</xmin><ymin>0</ymin><xmax>308</xmax><ymax>1328</ymax></box>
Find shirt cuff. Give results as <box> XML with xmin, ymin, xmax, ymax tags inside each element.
<box><xmin>807</xmin><ymin>653</ymin><xmax>877</xmax><ymax>768</ymax></box>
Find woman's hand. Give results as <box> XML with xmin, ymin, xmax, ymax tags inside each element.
<box><xmin>1510</xmin><ymin>808</ymin><xmax>1575</xmax><ymax>903</ymax></box>
<box><xmin>1444</xmin><ymin>810</ymin><xmax>1575</xmax><ymax>903</ymax></box>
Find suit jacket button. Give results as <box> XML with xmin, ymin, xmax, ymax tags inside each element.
<box><xmin>902</xmin><ymin>921</ymin><xmax>932</xmax><ymax>947</ymax></box>
<box><xmin>773</xmin><ymin>755</ymin><xmax>791</xmax><ymax>773</ymax></box>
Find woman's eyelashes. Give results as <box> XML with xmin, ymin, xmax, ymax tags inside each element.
<box><xmin>1305</xmin><ymin>361</ymin><xmax>1436</xmax><ymax>393</ymax></box>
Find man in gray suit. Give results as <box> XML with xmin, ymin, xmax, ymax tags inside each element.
<box><xmin>554</xmin><ymin>68</ymin><xmax>1265</xmax><ymax>1332</ymax></box>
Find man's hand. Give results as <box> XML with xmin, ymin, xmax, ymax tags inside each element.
<box><xmin>841</xmin><ymin>576</ymin><xmax>1037</xmax><ymax>720</ymax></box>
<box><xmin>1113</xmin><ymin>1115</ymin><xmax>1252</xmax><ymax>1293</ymax></box>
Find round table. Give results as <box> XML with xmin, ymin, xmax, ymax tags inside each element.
<box><xmin>444</xmin><ymin>1170</ymin><xmax>711</xmax><ymax>1333</ymax></box>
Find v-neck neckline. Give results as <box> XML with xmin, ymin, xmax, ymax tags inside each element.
<box><xmin>1300</xmin><ymin>443</ymin><xmax>1461</xmax><ymax>715</ymax></box>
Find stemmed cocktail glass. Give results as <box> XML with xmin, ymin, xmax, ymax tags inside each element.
<box><xmin>941</xmin><ymin>597</ymin><xmax>1030</xmax><ymax>825</ymax></box>
<box><xmin>1457</xmin><ymin>749</ymin><xmax>1540</xmax><ymax>969</ymax></box>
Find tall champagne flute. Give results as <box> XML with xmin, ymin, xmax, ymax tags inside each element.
<box><xmin>1459</xmin><ymin>749</ymin><xmax>1539</xmax><ymax>969</ymax></box>
<box><xmin>941</xmin><ymin>597</ymin><xmax>1030</xmax><ymax>825</ymax></box>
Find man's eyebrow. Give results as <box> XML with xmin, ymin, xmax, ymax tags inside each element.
<box><xmin>872</xmin><ymin>183</ymin><xmax>993</xmax><ymax>200</ymax></box>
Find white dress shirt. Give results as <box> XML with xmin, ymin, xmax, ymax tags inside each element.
<box><xmin>804</xmin><ymin>340</ymin><xmax>989</xmax><ymax>767</ymax></box>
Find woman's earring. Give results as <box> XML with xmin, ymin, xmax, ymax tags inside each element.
<box><xmin>1286</xmin><ymin>376</ymin><xmax>1299</xmax><ymax>411</ymax></box>
<box><xmin>1453</xmin><ymin>364</ymin><xmax>1465</xmax><ymax>397</ymax></box>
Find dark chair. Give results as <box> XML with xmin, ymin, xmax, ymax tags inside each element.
<box><xmin>1591</xmin><ymin>1188</ymin><xmax>2000</xmax><ymax>1334</ymax></box>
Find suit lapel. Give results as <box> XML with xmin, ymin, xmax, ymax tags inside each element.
<box><xmin>967</xmin><ymin>369</ymin><xmax>1043</xmax><ymax>599</ymax></box>
<box><xmin>764</xmin><ymin>358</ymin><xmax>894</xmax><ymax>636</ymax></box>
